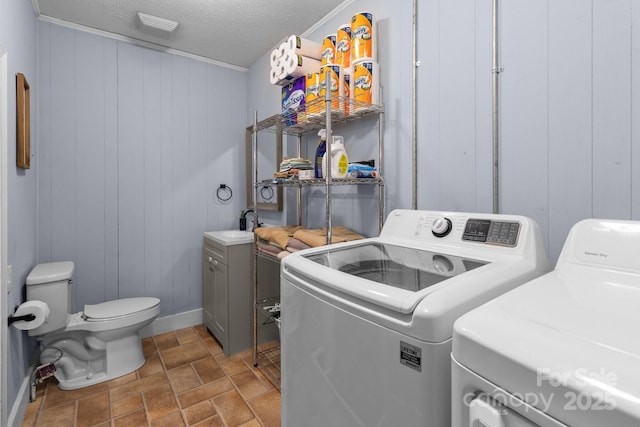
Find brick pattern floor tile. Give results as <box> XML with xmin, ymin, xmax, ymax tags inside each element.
<box><xmin>22</xmin><ymin>326</ymin><xmax>281</xmax><ymax>427</ymax></box>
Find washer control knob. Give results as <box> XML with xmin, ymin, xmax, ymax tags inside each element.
<box><xmin>432</xmin><ymin>217</ymin><xmax>453</xmax><ymax>237</ymax></box>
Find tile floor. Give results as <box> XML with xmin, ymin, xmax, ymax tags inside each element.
<box><xmin>21</xmin><ymin>325</ymin><xmax>281</xmax><ymax>427</ymax></box>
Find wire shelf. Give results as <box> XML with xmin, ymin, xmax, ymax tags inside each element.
<box><xmin>251</xmin><ymin>93</ymin><xmax>384</xmax><ymax>388</ymax></box>
<box><xmin>255</xmin><ymin>97</ymin><xmax>383</xmax><ymax>136</ymax></box>
<box><xmin>256</xmin><ymin>296</ymin><xmax>280</xmax><ymax>326</ymax></box>
<box><xmin>257</xmin><ymin>177</ymin><xmax>384</xmax><ymax>188</ymax></box>
<box><xmin>255</xmin><ymin>342</ymin><xmax>281</xmax><ymax>390</ymax></box>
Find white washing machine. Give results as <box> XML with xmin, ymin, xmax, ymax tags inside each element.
<box><xmin>280</xmin><ymin>209</ymin><xmax>550</xmax><ymax>426</ymax></box>
<box><xmin>452</xmin><ymin>218</ymin><xmax>640</xmax><ymax>426</ymax></box>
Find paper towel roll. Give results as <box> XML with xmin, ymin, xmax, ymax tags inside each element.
<box><xmin>352</xmin><ymin>61</ymin><xmax>379</xmax><ymax>112</ymax></box>
<box><xmin>283</xmin><ymin>53</ymin><xmax>296</xmax><ymax>70</ymax></box>
<box><xmin>282</xmin><ymin>54</ymin><xmax>321</xmax><ymax>80</ymax></box>
<box><xmin>319</xmin><ymin>65</ymin><xmax>344</xmax><ymax>114</ymax></box>
<box><xmin>278</xmin><ymin>63</ymin><xmax>288</xmax><ymax>80</ymax></box>
<box><xmin>286</xmin><ymin>35</ymin><xmax>322</xmax><ymax>60</ymax></box>
<box><xmin>12</xmin><ymin>300</ymin><xmax>50</xmax><ymax>331</ymax></box>
<box><xmin>351</xmin><ymin>12</ymin><xmax>377</xmax><ymax>63</ymax></box>
<box><xmin>305</xmin><ymin>72</ymin><xmax>322</xmax><ymax>117</ymax></box>
<box><xmin>270</xmin><ymin>66</ymin><xmax>281</xmax><ymax>85</ymax></box>
<box><xmin>278</xmin><ymin>42</ymin><xmax>288</xmax><ymax>59</ymax></box>
<box><xmin>321</xmin><ymin>34</ymin><xmax>337</xmax><ymax>65</ymax></box>
<box><xmin>336</xmin><ymin>24</ymin><xmax>352</xmax><ymax>69</ymax></box>
<box><xmin>270</xmin><ymin>47</ymin><xmax>281</xmax><ymax>67</ymax></box>
<box><xmin>343</xmin><ymin>70</ymin><xmax>352</xmax><ymax>115</ymax></box>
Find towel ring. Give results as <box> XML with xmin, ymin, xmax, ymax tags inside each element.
<box><xmin>260</xmin><ymin>185</ymin><xmax>274</xmax><ymax>201</ymax></box>
<box><xmin>216</xmin><ymin>184</ymin><xmax>233</xmax><ymax>202</ymax></box>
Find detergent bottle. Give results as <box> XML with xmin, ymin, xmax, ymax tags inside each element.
<box><xmin>322</xmin><ymin>135</ymin><xmax>348</xmax><ymax>178</ymax></box>
<box><xmin>315</xmin><ymin>129</ymin><xmax>327</xmax><ymax>178</ymax></box>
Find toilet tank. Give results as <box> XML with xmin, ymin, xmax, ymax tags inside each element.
<box><xmin>26</xmin><ymin>262</ymin><xmax>74</xmax><ymax>336</ymax></box>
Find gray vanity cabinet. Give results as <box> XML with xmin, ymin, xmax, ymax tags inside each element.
<box><xmin>202</xmin><ymin>235</ymin><xmax>253</xmax><ymax>356</ymax></box>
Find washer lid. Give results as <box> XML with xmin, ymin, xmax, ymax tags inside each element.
<box><xmin>303</xmin><ymin>241</ymin><xmax>488</xmax><ymax>292</ymax></box>
<box><xmin>453</xmin><ymin>265</ymin><xmax>640</xmax><ymax>426</ymax></box>
<box><xmin>26</xmin><ymin>262</ymin><xmax>75</xmax><ymax>285</ymax></box>
<box><xmin>291</xmin><ymin>240</ymin><xmax>490</xmax><ymax>314</ymax></box>
<box><xmin>84</xmin><ymin>297</ymin><xmax>160</xmax><ymax>320</ymax></box>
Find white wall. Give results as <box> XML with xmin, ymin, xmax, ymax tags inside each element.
<box><xmin>37</xmin><ymin>22</ymin><xmax>248</xmax><ymax>316</ymax></box>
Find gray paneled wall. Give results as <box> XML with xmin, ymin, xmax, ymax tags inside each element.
<box><xmin>35</xmin><ymin>0</ymin><xmax>640</xmax><ymax>320</ymax></box>
<box><xmin>415</xmin><ymin>0</ymin><xmax>640</xmax><ymax>261</ymax></box>
<box><xmin>246</xmin><ymin>0</ymin><xmax>640</xmax><ymax>263</ymax></box>
<box><xmin>419</xmin><ymin>0</ymin><xmax>494</xmax><ymax>214</ymax></box>
<box><xmin>37</xmin><ymin>22</ymin><xmax>248</xmax><ymax>316</ymax></box>
<box><xmin>498</xmin><ymin>0</ymin><xmax>640</xmax><ymax>260</ymax></box>
<box><xmin>3</xmin><ymin>0</ymin><xmax>39</xmax><ymax>415</ymax></box>
<box><xmin>250</xmin><ymin>0</ymin><xmax>640</xmax><ymax>262</ymax></box>
<box><xmin>247</xmin><ymin>0</ymin><xmax>415</xmax><ymax>236</ymax></box>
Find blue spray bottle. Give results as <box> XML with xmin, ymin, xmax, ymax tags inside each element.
<box><xmin>315</xmin><ymin>129</ymin><xmax>327</xmax><ymax>178</ymax></box>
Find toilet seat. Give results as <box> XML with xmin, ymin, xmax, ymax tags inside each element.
<box><xmin>84</xmin><ymin>297</ymin><xmax>160</xmax><ymax>321</ymax></box>
<box><xmin>63</xmin><ymin>297</ymin><xmax>161</xmax><ymax>333</ymax></box>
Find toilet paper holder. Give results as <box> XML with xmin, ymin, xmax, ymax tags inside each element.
<box><xmin>8</xmin><ymin>306</ymin><xmax>36</xmax><ymax>326</ymax></box>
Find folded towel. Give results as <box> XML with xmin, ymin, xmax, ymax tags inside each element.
<box><xmin>286</xmin><ymin>237</ymin><xmax>312</xmax><ymax>251</ymax></box>
<box><xmin>255</xmin><ymin>225</ymin><xmax>303</xmax><ymax>249</ymax></box>
<box><xmin>292</xmin><ymin>226</ymin><xmax>365</xmax><ymax>248</ymax></box>
<box><xmin>256</xmin><ymin>239</ymin><xmax>282</xmax><ymax>256</ymax></box>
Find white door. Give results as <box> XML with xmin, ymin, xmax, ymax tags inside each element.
<box><xmin>0</xmin><ymin>42</ymin><xmax>9</xmax><ymax>427</ymax></box>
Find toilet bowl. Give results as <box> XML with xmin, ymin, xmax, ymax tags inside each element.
<box><xmin>26</xmin><ymin>262</ymin><xmax>160</xmax><ymax>390</ymax></box>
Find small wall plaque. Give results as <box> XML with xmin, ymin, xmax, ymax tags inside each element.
<box><xmin>16</xmin><ymin>72</ymin><xmax>30</xmax><ymax>169</ymax></box>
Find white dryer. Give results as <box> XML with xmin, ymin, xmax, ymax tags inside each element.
<box><xmin>280</xmin><ymin>209</ymin><xmax>550</xmax><ymax>426</ymax></box>
<box><xmin>452</xmin><ymin>218</ymin><xmax>640</xmax><ymax>426</ymax></box>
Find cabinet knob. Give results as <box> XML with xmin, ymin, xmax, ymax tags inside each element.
<box><xmin>207</xmin><ymin>256</ymin><xmax>213</xmax><ymax>263</ymax></box>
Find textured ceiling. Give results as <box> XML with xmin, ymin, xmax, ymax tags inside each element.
<box><xmin>33</xmin><ymin>0</ymin><xmax>347</xmax><ymax>69</ymax></box>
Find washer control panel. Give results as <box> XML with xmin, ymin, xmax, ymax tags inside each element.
<box><xmin>462</xmin><ymin>218</ymin><xmax>520</xmax><ymax>247</ymax></box>
<box><xmin>385</xmin><ymin>210</ymin><xmax>526</xmax><ymax>248</ymax></box>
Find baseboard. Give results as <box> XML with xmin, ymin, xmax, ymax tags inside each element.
<box><xmin>8</xmin><ymin>366</ymin><xmax>33</xmax><ymax>427</ymax></box>
<box><xmin>139</xmin><ymin>308</ymin><xmax>203</xmax><ymax>338</ymax></box>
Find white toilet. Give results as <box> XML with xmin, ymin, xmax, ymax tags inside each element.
<box><xmin>26</xmin><ymin>261</ymin><xmax>160</xmax><ymax>390</ymax></box>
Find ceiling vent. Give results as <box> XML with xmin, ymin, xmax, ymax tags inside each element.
<box><xmin>136</xmin><ymin>12</ymin><xmax>179</xmax><ymax>38</ymax></box>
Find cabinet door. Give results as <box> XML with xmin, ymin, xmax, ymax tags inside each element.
<box><xmin>211</xmin><ymin>259</ymin><xmax>228</xmax><ymax>345</ymax></box>
<box><xmin>202</xmin><ymin>248</ymin><xmax>216</xmax><ymax>334</ymax></box>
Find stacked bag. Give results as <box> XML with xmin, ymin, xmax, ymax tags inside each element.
<box><xmin>270</xmin><ymin>35</ymin><xmax>322</xmax><ymax>86</ymax></box>
<box><xmin>274</xmin><ymin>157</ymin><xmax>314</xmax><ymax>179</ymax></box>
<box><xmin>273</xmin><ymin>12</ymin><xmax>379</xmax><ymax>125</ymax></box>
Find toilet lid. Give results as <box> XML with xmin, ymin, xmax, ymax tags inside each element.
<box><xmin>26</xmin><ymin>261</ymin><xmax>75</xmax><ymax>285</ymax></box>
<box><xmin>83</xmin><ymin>297</ymin><xmax>160</xmax><ymax>320</ymax></box>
